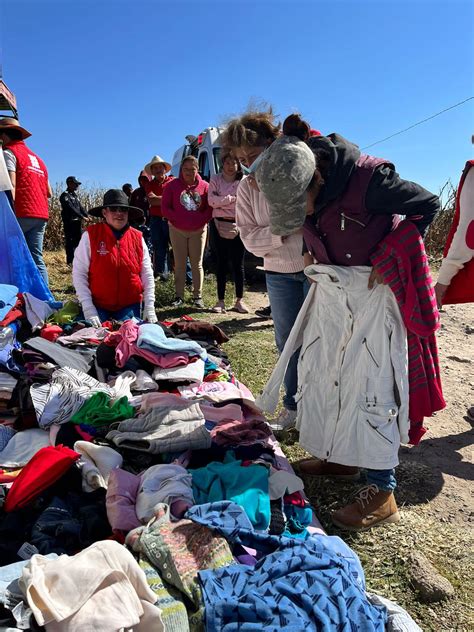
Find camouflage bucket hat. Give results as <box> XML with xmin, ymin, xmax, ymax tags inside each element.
<box><xmin>255</xmin><ymin>135</ymin><xmax>316</xmax><ymax>236</ymax></box>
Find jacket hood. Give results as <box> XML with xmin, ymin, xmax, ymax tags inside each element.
<box><xmin>307</xmin><ymin>133</ymin><xmax>361</xmax><ymax>212</ymax></box>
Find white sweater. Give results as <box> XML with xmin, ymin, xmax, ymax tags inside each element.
<box><xmin>72</xmin><ymin>231</ymin><xmax>155</xmax><ymax>320</ymax></box>
<box><xmin>236</xmin><ymin>177</ymin><xmax>305</xmax><ymax>273</ymax></box>
<box><xmin>437</xmin><ymin>166</ymin><xmax>474</xmax><ymax>285</ymax></box>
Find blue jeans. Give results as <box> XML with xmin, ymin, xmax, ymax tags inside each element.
<box><xmin>150</xmin><ymin>216</ymin><xmax>169</xmax><ymax>276</ymax></box>
<box><xmin>366</xmin><ymin>468</ymin><xmax>397</xmax><ymax>491</ymax></box>
<box><xmin>96</xmin><ymin>303</ymin><xmax>141</xmax><ymax>322</ymax></box>
<box><xmin>266</xmin><ymin>271</ymin><xmax>310</xmax><ymax>410</ymax></box>
<box><xmin>17</xmin><ymin>217</ymin><xmax>49</xmax><ymax>285</ymax></box>
<box><xmin>186</xmin><ymin>258</ymin><xmax>193</xmax><ymax>284</ymax></box>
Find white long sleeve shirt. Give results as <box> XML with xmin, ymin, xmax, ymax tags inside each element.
<box><xmin>72</xmin><ymin>231</ymin><xmax>155</xmax><ymax>319</ymax></box>
<box><xmin>437</xmin><ymin>166</ymin><xmax>474</xmax><ymax>285</ymax></box>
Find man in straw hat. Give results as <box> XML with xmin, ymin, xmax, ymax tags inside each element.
<box><xmin>72</xmin><ymin>189</ymin><xmax>157</xmax><ymax>326</ymax></box>
<box><xmin>0</xmin><ymin>117</ymin><xmax>52</xmax><ymax>285</ymax></box>
<box><xmin>143</xmin><ymin>155</ymin><xmax>173</xmax><ymax>279</ymax></box>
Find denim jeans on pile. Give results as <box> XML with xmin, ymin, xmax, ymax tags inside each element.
<box><xmin>265</xmin><ymin>271</ymin><xmax>309</xmax><ymax>410</ymax></box>
<box><xmin>96</xmin><ymin>303</ymin><xmax>141</xmax><ymax>322</ymax></box>
<box><xmin>16</xmin><ymin>218</ymin><xmax>48</xmax><ymax>285</ymax></box>
<box><xmin>366</xmin><ymin>468</ymin><xmax>397</xmax><ymax>491</ymax></box>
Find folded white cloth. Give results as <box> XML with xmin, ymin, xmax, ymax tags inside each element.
<box><xmin>134</xmin><ymin>369</ymin><xmax>158</xmax><ymax>392</ymax></box>
<box><xmin>0</xmin><ymin>428</ymin><xmax>51</xmax><ymax>467</ymax></box>
<box><xmin>152</xmin><ymin>358</ymin><xmax>205</xmax><ymax>383</ymax></box>
<box><xmin>20</xmin><ymin>540</ymin><xmax>164</xmax><ymax>632</ymax></box>
<box><xmin>73</xmin><ymin>441</ymin><xmax>123</xmax><ymax>492</ymax></box>
<box><xmin>107</xmin><ymin>370</ymin><xmax>136</xmax><ymax>401</ymax></box>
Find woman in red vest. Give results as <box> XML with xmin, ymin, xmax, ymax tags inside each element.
<box><xmin>72</xmin><ymin>189</ymin><xmax>157</xmax><ymax>326</ymax></box>
<box><xmin>434</xmin><ymin>159</ymin><xmax>474</xmax><ymax>307</ymax></box>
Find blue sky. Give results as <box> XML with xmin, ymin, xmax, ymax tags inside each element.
<box><xmin>1</xmin><ymin>0</ymin><xmax>472</xmax><ymax>197</ymax></box>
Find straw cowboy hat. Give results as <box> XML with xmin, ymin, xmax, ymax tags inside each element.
<box><xmin>144</xmin><ymin>155</ymin><xmax>171</xmax><ymax>175</ymax></box>
<box><xmin>0</xmin><ymin>117</ymin><xmax>31</xmax><ymax>140</ymax></box>
<box><xmin>88</xmin><ymin>189</ymin><xmax>144</xmax><ymax>222</ymax></box>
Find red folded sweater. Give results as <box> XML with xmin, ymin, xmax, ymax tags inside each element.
<box><xmin>371</xmin><ymin>220</ymin><xmax>446</xmax><ymax>444</ymax></box>
<box><xmin>4</xmin><ymin>445</ymin><xmax>80</xmax><ymax>512</ymax></box>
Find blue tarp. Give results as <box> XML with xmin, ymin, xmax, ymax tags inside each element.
<box><xmin>0</xmin><ymin>191</ymin><xmax>58</xmax><ymax>304</ymax></box>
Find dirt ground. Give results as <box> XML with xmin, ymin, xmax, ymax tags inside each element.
<box><xmin>399</xmin><ymin>301</ymin><xmax>473</xmax><ymax>526</ymax></box>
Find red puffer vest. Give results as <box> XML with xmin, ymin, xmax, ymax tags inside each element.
<box><xmin>303</xmin><ymin>155</ymin><xmax>399</xmax><ymax>265</ymax></box>
<box><xmin>88</xmin><ymin>223</ymin><xmax>144</xmax><ymax>312</ymax></box>
<box><xmin>7</xmin><ymin>141</ymin><xmax>49</xmax><ymax>219</ymax></box>
<box><xmin>442</xmin><ymin>160</ymin><xmax>474</xmax><ymax>305</ymax></box>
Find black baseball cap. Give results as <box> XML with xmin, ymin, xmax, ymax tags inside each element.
<box><xmin>66</xmin><ymin>176</ymin><xmax>81</xmax><ymax>185</ymax></box>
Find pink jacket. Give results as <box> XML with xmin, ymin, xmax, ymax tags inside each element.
<box><xmin>161</xmin><ymin>174</ymin><xmax>212</xmax><ymax>232</ymax></box>
<box><xmin>208</xmin><ymin>174</ymin><xmax>239</xmax><ymax>219</ymax></box>
<box><xmin>106</xmin><ymin>468</ymin><xmax>141</xmax><ymax>532</ymax></box>
<box><xmin>236</xmin><ymin>177</ymin><xmax>305</xmax><ymax>273</ymax></box>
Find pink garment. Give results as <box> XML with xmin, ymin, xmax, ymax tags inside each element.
<box><xmin>140</xmin><ymin>392</ymin><xmax>187</xmax><ymax>413</ymax></box>
<box><xmin>106</xmin><ymin>468</ymin><xmax>141</xmax><ymax>533</ymax></box>
<box><xmin>208</xmin><ymin>174</ymin><xmax>239</xmax><ymax>220</ymax></box>
<box><xmin>200</xmin><ymin>402</ymin><xmax>244</xmax><ymax>423</ymax></box>
<box><xmin>210</xmin><ymin>418</ymin><xmax>272</xmax><ymax>446</ymax></box>
<box><xmin>105</xmin><ymin>321</ymin><xmax>189</xmax><ymax>369</ymax></box>
<box><xmin>178</xmin><ymin>380</ymin><xmax>257</xmax><ymax>409</ymax></box>
<box><xmin>57</xmin><ymin>327</ymin><xmax>109</xmax><ymax>345</ymax></box>
<box><xmin>161</xmin><ymin>174</ymin><xmax>211</xmax><ymax>231</ymax></box>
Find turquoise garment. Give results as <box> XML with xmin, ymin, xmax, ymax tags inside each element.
<box><xmin>283</xmin><ymin>504</ymin><xmax>313</xmax><ymax>539</ymax></box>
<box><xmin>190</xmin><ymin>453</ymin><xmax>270</xmax><ymax>531</ymax></box>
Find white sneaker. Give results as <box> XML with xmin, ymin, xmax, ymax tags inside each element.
<box><xmin>268</xmin><ymin>408</ymin><xmax>297</xmax><ymax>432</ymax></box>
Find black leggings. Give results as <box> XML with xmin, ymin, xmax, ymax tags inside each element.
<box><xmin>209</xmin><ymin>219</ymin><xmax>245</xmax><ymax>300</ymax></box>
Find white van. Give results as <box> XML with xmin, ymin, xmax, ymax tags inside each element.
<box><xmin>170</xmin><ymin>127</ymin><xmax>224</xmax><ymax>182</ymax></box>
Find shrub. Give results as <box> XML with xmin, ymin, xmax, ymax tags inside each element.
<box><xmin>424</xmin><ymin>181</ymin><xmax>457</xmax><ymax>262</ymax></box>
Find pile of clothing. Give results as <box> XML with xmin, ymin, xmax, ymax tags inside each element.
<box><xmin>0</xmin><ymin>285</ymin><xmax>421</xmax><ymax>631</ymax></box>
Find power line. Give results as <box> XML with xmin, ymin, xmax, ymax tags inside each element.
<box><xmin>361</xmin><ymin>96</ymin><xmax>474</xmax><ymax>150</ymax></box>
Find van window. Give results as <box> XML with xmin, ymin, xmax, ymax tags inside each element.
<box><xmin>199</xmin><ymin>151</ymin><xmax>210</xmax><ymax>182</ymax></box>
<box><xmin>213</xmin><ymin>148</ymin><xmax>222</xmax><ymax>174</ymax></box>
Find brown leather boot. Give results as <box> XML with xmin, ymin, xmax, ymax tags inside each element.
<box><xmin>331</xmin><ymin>484</ymin><xmax>401</xmax><ymax>531</ymax></box>
<box><xmin>296</xmin><ymin>459</ymin><xmax>361</xmax><ymax>480</ymax></box>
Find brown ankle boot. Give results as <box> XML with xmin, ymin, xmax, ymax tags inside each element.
<box><xmin>296</xmin><ymin>459</ymin><xmax>360</xmax><ymax>480</ymax></box>
<box><xmin>331</xmin><ymin>485</ymin><xmax>400</xmax><ymax>531</ymax></box>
